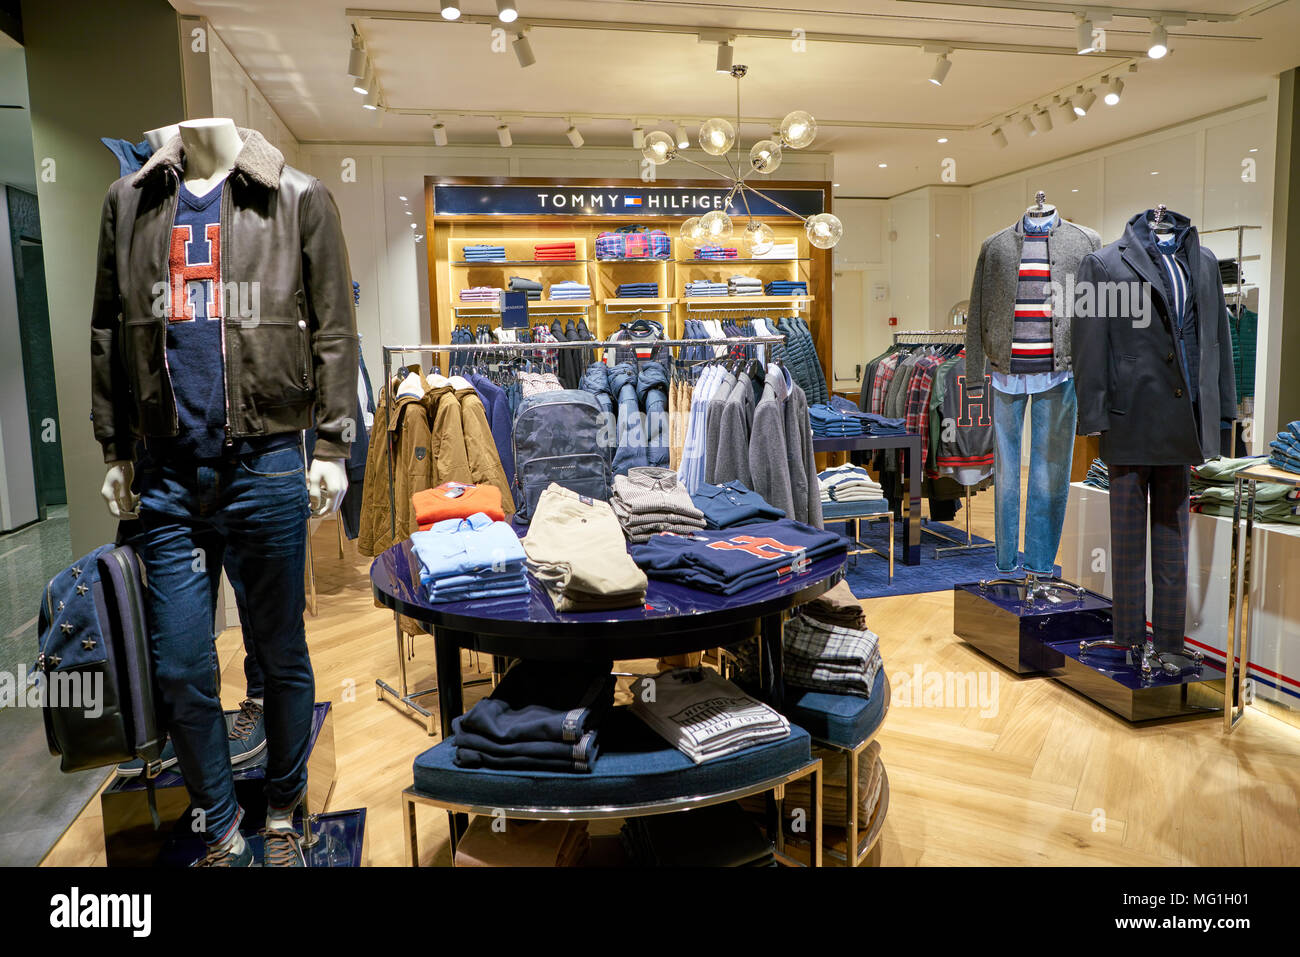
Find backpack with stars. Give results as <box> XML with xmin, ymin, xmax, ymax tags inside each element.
<box><xmin>36</xmin><ymin>544</ymin><xmax>164</xmax><ymax>779</ymax></box>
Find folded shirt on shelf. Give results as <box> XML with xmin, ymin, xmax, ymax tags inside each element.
<box><xmin>615</xmin><ymin>282</ymin><xmax>660</xmax><ymax>298</ymax></box>
<box><xmin>684</xmin><ymin>280</ymin><xmax>728</xmax><ymax>297</ymax></box>
<box><xmin>689</xmin><ymin>481</ymin><xmax>786</xmax><ymax>529</ymax></box>
<box><xmin>1268</xmin><ymin>421</ymin><xmax>1300</xmax><ymax>476</ymax></box>
<box><xmin>533</xmin><ymin>243</ymin><xmax>577</xmax><ymax>261</ymax></box>
<box><xmin>752</xmin><ymin>242</ymin><xmax>798</xmax><ymax>260</ymax></box>
<box><xmin>522</xmin><ymin>483</ymin><xmax>648</xmax><ymax>611</ymax></box>
<box><xmin>462</xmin><ymin>244</ymin><xmax>507</xmax><ymax>262</ymax></box>
<box><xmin>610</xmin><ymin>467</ymin><xmax>707</xmax><ymax>543</ymax></box>
<box><xmin>629</xmin><ymin>668</ymin><xmax>790</xmax><ymax>764</ymax></box>
<box><xmin>630</xmin><ymin>519</ymin><xmax>847</xmax><ymax>594</ymax></box>
<box><xmin>459</xmin><ymin>286</ymin><xmax>503</xmax><ymax>303</ymax></box>
<box><xmin>765</xmin><ymin>281</ymin><xmax>808</xmax><ymax>296</ymax></box>
<box><xmin>727</xmin><ymin>276</ymin><xmax>763</xmax><ymax>296</ymax></box>
<box><xmin>548</xmin><ymin>280</ymin><xmax>592</xmax><ymax>300</ymax></box>
<box><xmin>732</xmin><ymin>612</ymin><xmax>883</xmax><ymax>698</ymax></box>
<box><xmin>817</xmin><ymin>464</ymin><xmax>884</xmax><ymax>503</ymax></box>
<box><xmin>452</xmin><ymin>658</ymin><xmax>615</xmax><ymax>773</ymax></box>
<box><xmin>410</xmin><ymin>512</ymin><xmax>528</xmax><ymax>603</ymax></box>
<box><xmin>801</xmin><ymin>579</ymin><xmax>868</xmax><ymax>631</ymax></box>
<box><xmin>692</xmin><ymin>246</ymin><xmax>739</xmax><ymax>260</ymax></box>
<box><xmin>414</xmin><ymin>482</ymin><xmax>506</xmax><ymax>528</ymax></box>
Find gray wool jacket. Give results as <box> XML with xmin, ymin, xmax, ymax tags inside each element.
<box><xmin>747</xmin><ymin>368</ymin><xmax>822</xmax><ymax>528</ymax></box>
<box><xmin>965</xmin><ymin>217</ymin><xmax>1102</xmax><ymax>393</ymax></box>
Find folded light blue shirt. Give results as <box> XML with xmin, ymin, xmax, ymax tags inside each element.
<box><xmin>410</xmin><ymin>512</ymin><xmax>527</xmax><ymax>584</ymax></box>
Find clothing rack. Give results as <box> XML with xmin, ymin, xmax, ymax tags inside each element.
<box><xmin>685</xmin><ymin>302</ymin><xmax>810</xmax><ymax>314</ymax></box>
<box><xmin>884</xmin><ymin>328</ymin><xmax>988</xmax><ymax>556</ymax></box>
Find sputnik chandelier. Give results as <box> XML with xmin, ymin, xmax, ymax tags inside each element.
<box><xmin>638</xmin><ymin>65</ymin><xmax>843</xmax><ymax>253</ymax></box>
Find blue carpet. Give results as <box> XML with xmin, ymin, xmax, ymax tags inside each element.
<box><xmin>837</xmin><ymin>519</ymin><xmax>1061</xmax><ymax>599</ymax></box>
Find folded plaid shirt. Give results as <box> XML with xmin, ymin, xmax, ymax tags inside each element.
<box><xmin>733</xmin><ymin>613</ymin><xmax>883</xmax><ymax>698</ymax></box>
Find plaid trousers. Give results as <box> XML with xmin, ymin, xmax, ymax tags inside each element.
<box><xmin>1108</xmin><ymin>464</ymin><xmax>1191</xmax><ymax>649</ymax></box>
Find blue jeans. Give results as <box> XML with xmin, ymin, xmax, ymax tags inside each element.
<box><xmin>134</xmin><ymin>444</ymin><xmax>314</xmax><ymax>844</ymax></box>
<box><xmin>992</xmin><ymin>379</ymin><xmax>1077</xmax><ymax>575</ymax></box>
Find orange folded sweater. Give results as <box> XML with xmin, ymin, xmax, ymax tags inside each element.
<box><xmin>413</xmin><ymin>482</ymin><xmax>506</xmax><ymax>528</ymax></box>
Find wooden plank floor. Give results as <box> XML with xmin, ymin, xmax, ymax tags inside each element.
<box><xmin>43</xmin><ymin>474</ymin><xmax>1300</xmax><ymax>866</ymax></box>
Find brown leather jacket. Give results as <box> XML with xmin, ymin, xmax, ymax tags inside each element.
<box><xmin>90</xmin><ymin>128</ymin><xmax>358</xmax><ymax>462</ymax></box>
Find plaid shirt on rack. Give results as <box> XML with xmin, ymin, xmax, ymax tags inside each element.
<box><xmin>869</xmin><ymin>353</ymin><xmax>900</xmax><ymax>415</ymax></box>
<box><xmin>904</xmin><ymin>355</ymin><xmax>942</xmax><ymax>469</ymax></box>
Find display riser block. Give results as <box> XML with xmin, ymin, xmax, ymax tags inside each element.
<box><xmin>101</xmin><ymin>702</ymin><xmax>335</xmax><ymax>867</ymax></box>
<box><xmin>1046</xmin><ymin>641</ymin><xmax>1225</xmax><ymax>722</ymax></box>
<box><xmin>952</xmin><ymin>582</ymin><xmax>1113</xmax><ymax>676</ymax></box>
<box><xmin>154</xmin><ymin>808</ymin><xmax>367</xmax><ymax>868</ymax></box>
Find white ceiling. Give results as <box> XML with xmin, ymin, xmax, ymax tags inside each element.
<box><xmin>173</xmin><ymin>0</ymin><xmax>1300</xmax><ymax>195</ymax></box>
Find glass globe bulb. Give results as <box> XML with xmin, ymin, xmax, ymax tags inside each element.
<box><xmin>680</xmin><ymin>216</ymin><xmax>706</xmax><ymax>244</ymax></box>
<box><xmin>641</xmin><ymin>130</ymin><xmax>676</xmax><ymax>166</ymax></box>
<box><xmin>748</xmin><ymin>139</ymin><xmax>783</xmax><ymax>174</ymax></box>
<box><xmin>700</xmin><ymin>210</ymin><xmax>733</xmax><ymax>240</ymax></box>
<box><xmin>780</xmin><ymin>110</ymin><xmax>818</xmax><ymax>149</ymax></box>
<box><xmin>742</xmin><ymin>221</ymin><xmax>775</xmax><ymax>255</ymax></box>
<box><xmin>698</xmin><ymin>118</ymin><xmax>735</xmax><ymax>157</ymax></box>
<box><xmin>805</xmin><ymin>212</ymin><xmax>843</xmax><ymax>249</ymax></box>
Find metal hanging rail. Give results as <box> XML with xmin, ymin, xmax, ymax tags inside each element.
<box><xmin>892</xmin><ymin>329</ymin><xmax>965</xmax><ymax>343</ymax></box>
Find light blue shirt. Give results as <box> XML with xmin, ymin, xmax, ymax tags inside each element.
<box><xmin>410</xmin><ymin>512</ymin><xmax>527</xmax><ymax>584</ymax></box>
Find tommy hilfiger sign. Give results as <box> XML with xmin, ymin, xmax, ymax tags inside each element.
<box><xmin>432</xmin><ymin>183</ymin><xmax>825</xmax><ymax>218</ymax></box>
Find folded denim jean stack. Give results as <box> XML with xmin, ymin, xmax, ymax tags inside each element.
<box><xmin>619</xmin><ymin>802</ymin><xmax>775</xmax><ymax>866</ymax></box>
<box><xmin>809</xmin><ymin>401</ymin><xmax>868</xmax><ymax>436</ymax></box>
<box><xmin>764</xmin><ymin>280</ymin><xmax>807</xmax><ymax>296</ymax></box>
<box><xmin>1082</xmin><ymin>457</ymin><xmax>1110</xmax><ymax>489</ymax></box>
<box><xmin>413</xmin><ymin>481</ymin><xmax>506</xmax><ymax>529</ymax></box>
<box><xmin>462</xmin><ymin>244</ymin><xmax>507</xmax><ymax>262</ymax></box>
<box><xmin>727</xmin><ymin>275</ymin><xmax>763</xmax><ymax>296</ymax></box>
<box><xmin>689</xmin><ymin>480</ymin><xmax>786</xmax><ymax>529</ymax></box>
<box><xmin>734</xmin><ymin>611</ymin><xmax>883</xmax><ymax>698</ymax></box>
<box><xmin>614</xmin><ymin>282</ymin><xmax>660</xmax><ymax>298</ymax></box>
<box><xmin>522</xmin><ymin>483</ymin><xmax>648</xmax><ymax>611</ymax></box>
<box><xmin>1268</xmin><ymin>421</ymin><xmax>1300</xmax><ymax>475</ymax></box>
<box><xmin>533</xmin><ymin>242</ymin><xmax>577</xmax><ymax>261</ymax></box>
<box><xmin>548</xmin><ymin>280</ymin><xmax>591</xmax><ymax>300</ymax></box>
<box><xmin>410</xmin><ymin>511</ymin><xmax>529</xmax><ymax>603</ymax></box>
<box><xmin>629</xmin><ymin>667</ymin><xmax>790</xmax><ymax>764</ymax></box>
<box><xmin>818</xmin><ymin>464</ymin><xmax>884</xmax><ymax>503</ymax></box>
<box><xmin>508</xmin><ymin>276</ymin><xmax>542</xmax><ymax>301</ymax></box>
<box><xmin>610</xmin><ymin>467</ymin><xmax>707</xmax><ymax>543</ymax></box>
<box><xmin>684</xmin><ymin>279</ymin><xmax>727</xmax><ymax>297</ymax></box>
<box><xmin>692</xmin><ymin>246</ymin><xmax>738</xmax><ymax>260</ymax></box>
<box><xmin>630</xmin><ymin>519</ymin><xmax>846</xmax><ymax>594</ymax></box>
<box><xmin>451</xmin><ymin>658</ymin><xmax>615</xmax><ymax>773</ymax></box>
<box><xmin>459</xmin><ymin>286</ymin><xmax>504</xmax><ymax>303</ymax></box>
<box><xmin>1190</xmin><ymin>455</ymin><xmax>1300</xmax><ymax>524</ymax></box>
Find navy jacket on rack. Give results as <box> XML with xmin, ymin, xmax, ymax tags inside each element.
<box><xmin>1073</xmin><ymin>210</ymin><xmax>1235</xmax><ymax>466</ymax></box>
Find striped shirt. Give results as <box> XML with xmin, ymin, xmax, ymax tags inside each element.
<box><xmin>1157</xmin><ymin>236</ymin><xmax>1199</xmax><ymax>403</ymax></box>
<box><xmin>1010</xmin><ymin>215</ymin><xmax>1056</xmax><ymax>373</ymax></box>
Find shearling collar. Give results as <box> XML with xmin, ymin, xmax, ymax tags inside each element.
<box><xmin>131</xmin><ymin>126</ymin><xmax>284</xmax><ymax>190</ymax></box>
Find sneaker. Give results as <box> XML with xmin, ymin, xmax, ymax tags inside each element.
<box><xmin>191</xmin><ymin>837</ymin><xmax>255</xmax><ymax>867</ymax></box>
<box><xmin>228</xmin><ymin>699</ymin><xmax>267</xmax><ymax>767</ymax></box>
<box><xmin>260</xmin><ymin>828</ymin><xmax>307</xmax><ymax>867</ymax></box>
<box><xmin>115</xmin><ymin>739</ymin><xmax>179</xmax><ymax>778</ymax></box>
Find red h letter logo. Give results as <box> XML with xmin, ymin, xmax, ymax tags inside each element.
<box><xmin>957</xmin><ymin>374</ymin><xmax>992</xmax><ymax>427</ymax></box>
<box><xmin>707</xmin><ymin>536</ymin><xmax>804</xmax><ymax>560</ymax></box>
<box><xmin>169</xmin><ymin>223</ymin><xmax>221</xmax><ymax>321</ymax></box>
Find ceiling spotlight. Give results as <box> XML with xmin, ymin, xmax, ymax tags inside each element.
<box><xmin>362</xmin><ymin>85</ymin><xmax>380</xmax><ymax>110</ymax></box>
<box><xmin>353</xmin><ymin>61</ymin><xmax>372</xmax><ymax>95</ymax></box>
<box><xmin>1104</xmin><ymin>77</ymin><xmax>1124</xmax><ymax>105</ymax></box>
<box><xmin>1074</xmin><ymin>89</ymin><xmax>1096</xmax><ymax>116</ymax></box>
<box><xmin>1035</xmin><ymin>108</ymin><xmax>1054</xmax><ymax>133</ymax></box>
<box><xmin>1058</xmin><ymin>98</ymin><xmax>1077</xmax><ymax>124</ymax></box>
<box><xmin>937</xmin><ymin>136</ymin><xmax>949</xmax><ymax>143</ymax></box>
<box><xmin>929</xmin><ymin>54</ymin><xmax>952</xmax><ymax>86</ymax></box>
<box><xmin>1148</xmin><ymin>21</ymin><xmax>1168</xmax><ymax>59</ymax></box>
<box><xmin>497</xmin><ymin>124</ymin><xmax>512</xmax><ymax>147</ymax></box>
<box><xmin>439</xmin><ymin>1</ymin><xmax>461</xmax><ymax>20</ymax></box>
<box><xmin>1076</xmin><ymin>16</ymin><xmax>1097</xmax><ymax>54</ymax></box>
<box><xmin>495</xmin><ymin>0</ymin><xmax>518</xmax><ymax>23</ymax></box>
<box><xmin>675</xmin><ymin>123</ymin><xmax>690</xmax><ymax>149</ymax></box>
<box><xmin>399</xmin><ymin>195</ymin><xmax>408</xmax><ymax>201</ymax></box>
<box><xmin>715</xmin><ymin>41</ymin><xmax>733</xmax><ymax>74</ymax></box>
<box><xmin>877</xmin><ymin>162</ymin><xmax>888</xmax><ymax>168</ymax></box>
<box><xmin>566</xmin><ymin>124</ymin><xmax>584</xmax><ymax>148</ymax></box>
<box><xmin>992</xmin><ymin>127</ymin><xmax>1008</xmax><ymax>148</ymax></box>
<box><xmin>1020</xmin><ymin>114</ymin><xmax>1037</xmax><ymax>137</ymax></box>
<box><xmin>347</xmin><ymin>36</ymin><xmax>367</xmax><ymax>79</ymax></box>
<box><xmin>632</xmin><ymin>126</ymin><xmax>645</xmax><ymax>149</ymax></box>
<box><xmin>432</xmin><ymin>122</ymin><xmax>448</xmax><ymax>146</ymax></box>
<box><xmin>513</xmin><ymin>33</ymin><xmax>535</xmax><ymax>67</ymax></box>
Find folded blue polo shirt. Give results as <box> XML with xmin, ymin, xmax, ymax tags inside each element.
<box><xmin>690</xmin><ymin>481</ymin><xmax>787</xmax><ymax>529</ymax></box>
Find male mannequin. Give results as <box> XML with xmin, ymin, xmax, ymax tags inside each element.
<box><xmin>90</xmin><ymin>116</ymin><xmax>358</xmax><ymax>866</ymax></box>
<box><xmin>102</xmin><ymin>118</ymin><xmax>347</xmax><ymax>519</ymax></box>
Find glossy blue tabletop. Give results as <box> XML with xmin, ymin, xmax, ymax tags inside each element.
<box><xmin>370</xmin><ymin>537</ymin><xmax>846</xmax><ymax>644</ymax></box>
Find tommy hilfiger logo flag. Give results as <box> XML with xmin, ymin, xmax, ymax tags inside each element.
<box><xmin>623</xmin><ymin>195</ymin><xmax>644</xmax><ymax>207</ymax></box>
